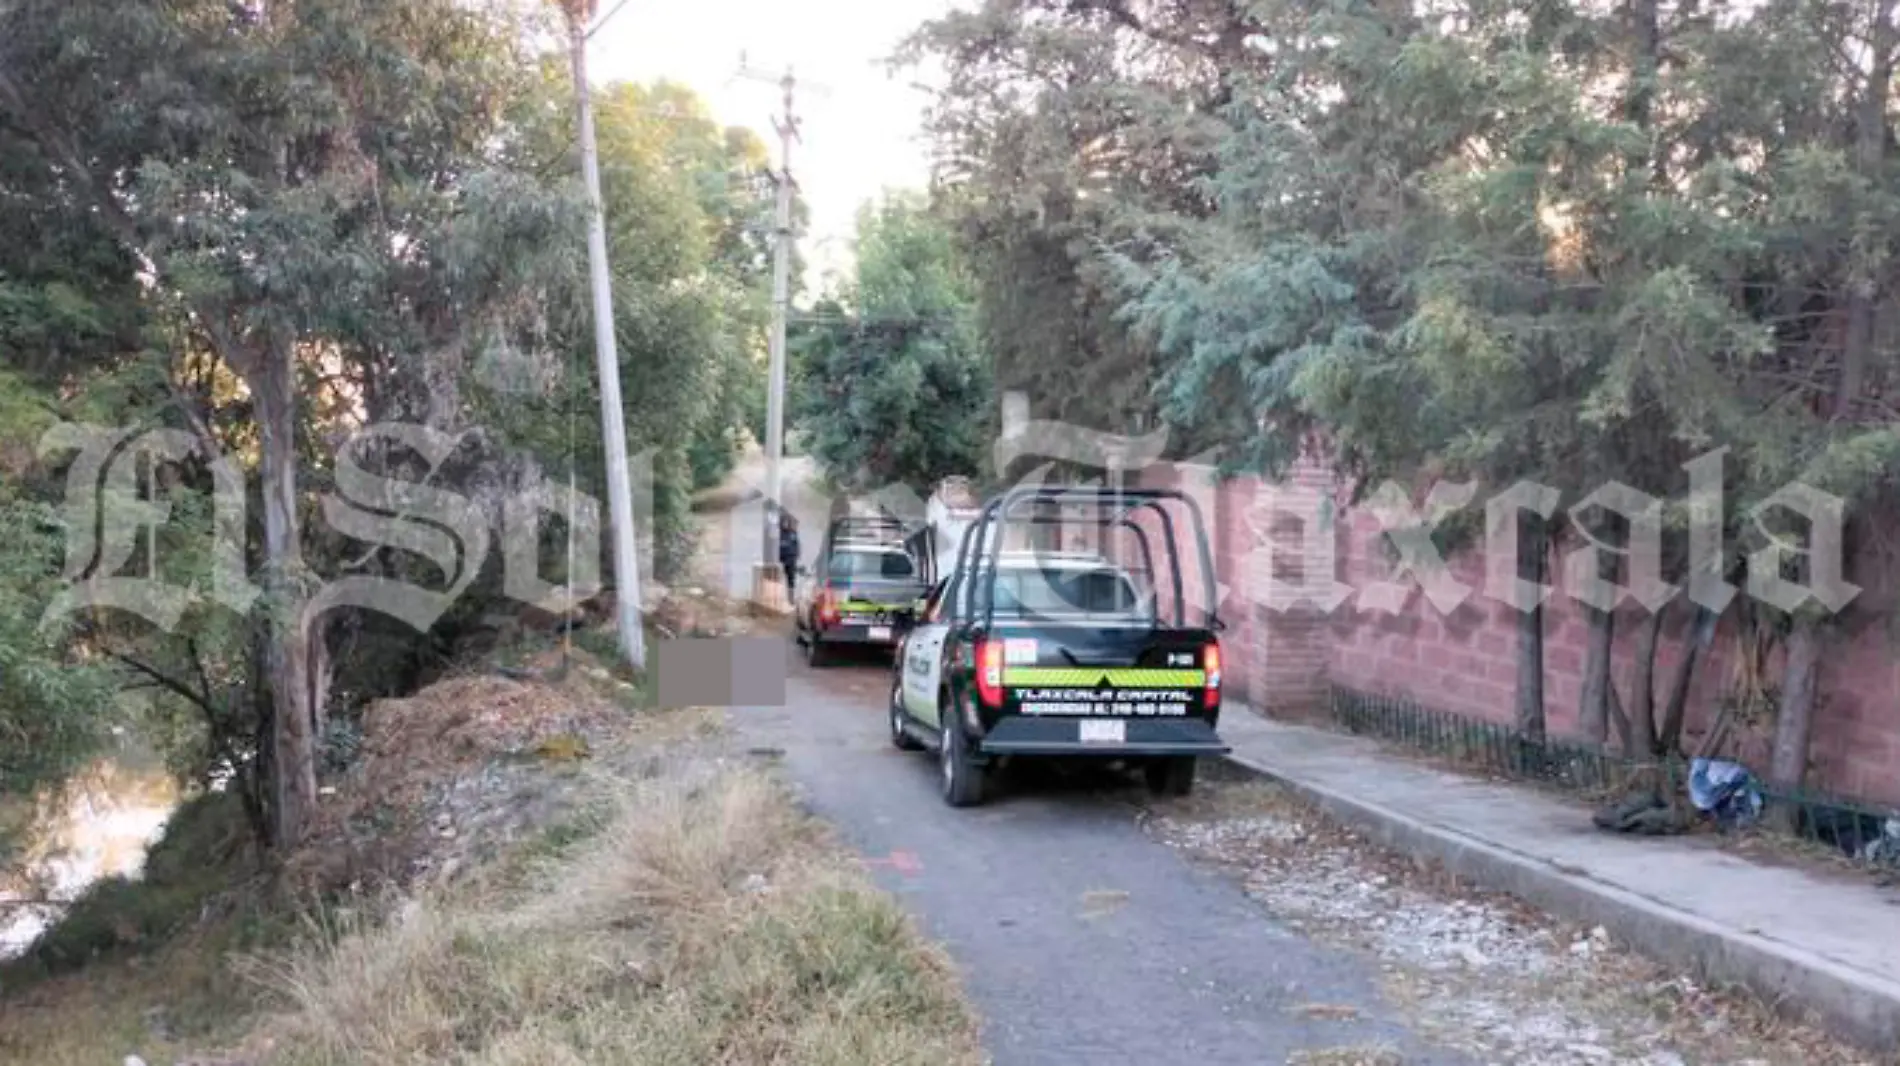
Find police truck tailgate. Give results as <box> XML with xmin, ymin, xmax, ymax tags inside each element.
<box><xmin>972</xmin><ymin>623</ymin><xmax>1229</xmax><ymax>756</ymax></box>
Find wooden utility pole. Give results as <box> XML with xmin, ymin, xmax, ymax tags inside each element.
<box><xmin>736</xmin><ymin>57</ymin><xmax>824</xmax><ymax>605</ymax></box>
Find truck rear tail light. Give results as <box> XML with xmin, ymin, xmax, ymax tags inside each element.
<box><xmin>975</xmin><ymin>638</ymin><xmax>1004</xmax><ymax>707</ymax></box>
<box><xmin>816</xmin><ymin>589</ymin><xmax>840</xmax><ymax>627</ymax></box>
<box><xmin>1204</xmin><ymin>642</ymin><xmax>1222</xmax><ymax>709</ymax></box>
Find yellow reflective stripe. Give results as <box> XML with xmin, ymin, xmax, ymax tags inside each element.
<box><xmin>1002</xmin><ymin>667</ymin><xmax>1205</xmax><ymax>688</ymax></box>
<box><xmin>839</xmin><ymin>600</ymin><xmax>899</xmax><ymax>612</ymax></box>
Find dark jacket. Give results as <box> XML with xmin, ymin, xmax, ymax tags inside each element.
<box><xmin>778</xmin><ymin>525</ymin><xmax>800</xmax><ymax>569</ymax></box>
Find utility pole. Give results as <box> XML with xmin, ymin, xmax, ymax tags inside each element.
<box><xmin>567</xmin><ymin>6</ymin><xmax>645</xmax><ymax>668</ymax></box>
<box><xmin>764</xmin><ymin>70</ymin><xmax>795</xmax><ymax>582</ymax></box>
<box><xmin>736</xmin><ymin>57</ymin><xmax>824</xmax><ymax>606</ymax></box>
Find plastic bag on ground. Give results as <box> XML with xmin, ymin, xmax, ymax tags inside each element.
<box><xmin>1688</xmin><ymin>758</ymin><xmax>1763</xmax><ymax>829</ymax></box>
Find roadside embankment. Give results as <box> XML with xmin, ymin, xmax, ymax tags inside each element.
<box><xmin>1</xmin><ymin>606</ymin><xmax>982</xmax><ymax>1066</ymax></box>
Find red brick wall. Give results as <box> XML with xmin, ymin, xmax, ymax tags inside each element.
<box><xmin>1249</xmin><ymin>456</ymin><xmax>1336</xmax><ymax>718</ymax></box>
<box><xmin>1129</xmin><ymin>463</ymin><xmax>1265</xmax><ymax>705</ymax></box>
<box><xmin>1139</xmin><ymin>461</ymin><xmax>1900</xmax><ymax>805</ymax></box>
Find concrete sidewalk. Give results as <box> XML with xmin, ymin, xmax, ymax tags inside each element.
<box><xmin>1218</xmin><ymin>709</ymin><xmax>1900</xmax><ymax>1051</ymax></box>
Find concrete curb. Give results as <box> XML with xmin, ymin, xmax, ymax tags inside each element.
<box><xmin>1217</xmin><ymin>748</ymin><xmax>1900</xmax><ymax>1053</ymax></box>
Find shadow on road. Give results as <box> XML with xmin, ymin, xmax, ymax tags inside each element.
<box><xmin>805</xmin><ymin>653</ymin><xmax>1174</xmax><ymax>808</ymax></box>
<box><xmin>803</xmin><ymin>644</ymin><xmax>900</xmax><ymax>671</ymax></box>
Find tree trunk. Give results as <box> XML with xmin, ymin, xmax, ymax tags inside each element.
<box><xmin>1514</xmin><ymin>512</ymin><xmax>1548</xmax><ymax>748</ymax></box>
<box><xmin>1579</xmin><ymin>604</ymin><xmax>1613</xmax><ymax>746</ymax></box>
<box><xmin>1767</xmin><ymin>614</ymin><xmax>1825</xmax><ymax>831</ymax></box>
<box><xmin>1836</xmin><ymin>0</ymin><xmax>1895</xmax><ymax>420</ymax></box>
<box><xmin>1658</xmin><ymin>604</ymin><xmax>1717</xmax><ymax>753</ymax></box>
<box><xmin>255</xmin><ymin>351</ymin><xmax>318</xmax><ymax>850</ymax></box>
<box><xmin>1629</xmin><ymin>606</ymin><xmax>1664</xmax><ymax>755</ymax></box>
<box><xmin>1578</xmin><ymin>517</ymin><xmax>1618</xmax><ymax>748</ymax></box>
<box><xmin>1605</xmin><ymin>0</ymin><xmax>1664</xmax><ymax>760</ymax></box>
<box><xmin>1606</xmin><ymin>670</ymin><xmax>1635</xmax><ymax>754</ymax></box>
<box><xmin>243</xmin><ymin>623</ymin><xmax>276</xmax><ymax>849</ymax></box>
<box><xmin>308</xmin><ymin>615</ymin><xmax>332</xmax><ymax>745</ymax></box>
<box><xmin>1626</xmin><ymin>0</ymin><xmax>1664</xmax><ymax>185</ymax></box>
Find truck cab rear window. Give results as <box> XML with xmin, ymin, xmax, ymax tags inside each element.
<box><xmin>832</xmin><ymin>550</ymin><xmax>917</xmax><ymax>580</ymax></box>
<box><xmin>992</xmin><ymin>569</ymin><xmax>1143</xmax><ymax>615</ymax></box>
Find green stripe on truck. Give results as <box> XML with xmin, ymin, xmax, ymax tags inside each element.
<box><xmin>1002</xmin><ymin>667</ymin><xmax>1205</xmax><ymax>688</ymax></box>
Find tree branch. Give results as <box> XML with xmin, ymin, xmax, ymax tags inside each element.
<box><xmin>0</xmin><ymin>68</ymin><xmax>258</xmax><ymax>381</ymax></box>
<box><xmin>165</xmin><ymin>365</ymin><xmax>228</xmax><ymax>462</ymax></box>
<box><xmin>1070</xmin><ymin>0</ymin><xmax>1253</xmax><ymax>62</ymax></box>
<box><xmin>106</xmin><ymin>649</ymin><xmax>214</xmax><ymax>715</ymax></box>
<box><xmin>188</xmin><ymin>637</ymin><xmax>217</xmax><ymax>710</ymax></box>
<box><xmin>0</xmin><ymin>70</ymin><xmax>144</xmax><ymax>258</ymax></box>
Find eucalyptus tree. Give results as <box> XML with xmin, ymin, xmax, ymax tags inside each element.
<box><xmin>0</xmin><ymin>0</ymin><xmax>585</xmax><ymax>847</ymax></box>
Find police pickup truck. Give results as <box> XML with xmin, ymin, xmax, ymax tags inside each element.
<box><xmin>794</xmin><ymin>515</ymin><xmax>928</xmax><ymax>666</ymax></box>
<box><xmin>886</xmin><ymin>485</ymin><xmax>1229</xmax><ymax>807</ymax></box>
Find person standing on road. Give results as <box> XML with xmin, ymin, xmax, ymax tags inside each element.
<box><xmin>778</xmin><ymin>511</ymin><xmax>802</xmax><ymax>602</ymax></box>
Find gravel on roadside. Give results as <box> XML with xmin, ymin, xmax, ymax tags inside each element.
<box><xmin>1143</xmin><ymin>776</ymin><xmax>1894</xmax><ymax>1066</ymax></box>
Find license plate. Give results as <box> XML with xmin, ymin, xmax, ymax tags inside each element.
<box><xmin>1004</xmin><ymin>638</ymin><xmax>1039</xmax><ymax>664</ymax></box>
<box><xmin>1079</xmin><ymin>720</ymin><xmax>1125</xmax><ymax>744</ymax></box>
<box><xmin>867</xmin><ymin>626</ymin><xmax>891</xmax><ymax>641</ymax></box>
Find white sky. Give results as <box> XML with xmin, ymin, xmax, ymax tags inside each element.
<box><xmin>588</xmin><ymin>0</ymin><xmax>958</xmax><ymax>293</ymax></box>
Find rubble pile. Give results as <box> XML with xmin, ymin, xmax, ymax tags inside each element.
<box><xmin>287</xmin><ymin>671</ymin><xmax>622</xmax><ymax>896</ymax></box>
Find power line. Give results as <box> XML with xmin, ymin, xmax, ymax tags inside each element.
<box><xmin>787</xmin><ymin>312</ymin><xmax>967</xmax><ymax>327</ymax></box>
<box><xmin>731</xmin><ymin>52</ymin><xmax>834</xmax><ymax>100</ymax></box>
<box><xmin>727</xmin><ymin>55</ymin><xmax>848</xmax><ymax>607</ymax></box>
<box><xmin>585</xmin><ymin>0</ymin><xmax>639</xmax><ymax>39</ymax></box>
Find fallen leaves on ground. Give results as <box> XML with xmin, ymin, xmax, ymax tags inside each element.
<box><xmin>1079</xmin><ymin>888</ymin><xmax>1130</xmax><ymax>919</ymax></box>
<box><xmin>1287</xmin><ymin>1042</ymin><xmax>1403</xmax><ymax>1065</ymax></box>
<box><xmin>1147</xmin><ymin>777</ymin><xmax>1884</xmax><ymax>1066</ymax></box>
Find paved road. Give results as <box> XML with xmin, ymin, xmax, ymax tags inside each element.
<box><xmin>732</xmin><ymin>640</ymin><xmax>1474</xmax><ymax>1066</ymax></box>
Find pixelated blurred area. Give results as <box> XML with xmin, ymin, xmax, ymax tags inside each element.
<box><xmin>655</xmin><ymin>637</ymin><xmax>788</xmax><ymax>708</ymax></box>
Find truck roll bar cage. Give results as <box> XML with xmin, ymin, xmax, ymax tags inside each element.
<box><xmin>822</xmin><ymin>514</ymin><xmax>914</xmax><ymax>553</ymax></box>
<box><xmin>923</xmin><ymin>512</ymin><xmax>1158</xmax><ymax>607</ymax></box>
<box><xmin>948</xmin><ymin>485</ymin><xmax>1223</xmax><ymax>633</ymax></box>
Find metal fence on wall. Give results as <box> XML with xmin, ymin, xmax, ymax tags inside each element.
<box><xmin>1327</xmin><ymin>687</ymin><xmax>1900</xmax><ymax>872</ymax></box>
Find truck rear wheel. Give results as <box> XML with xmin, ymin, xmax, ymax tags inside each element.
<box><xmin>1145</xmin><ymin>756</ymin><xmax>1197</xmax><ymax>798</ymax></box>
<box><xmin>805</xmin><ymin>634</ymin><xmax>831</xmax><ymax>668</ymax></box>
<box><xmin>939</xmin><ymin>713</ymin><xmax>987</xmax><ymax>808</ymax></box>
<box><xmin>890</xmin><ymin>676</ymin><xmax>923</xmax><ymax>751</ymax></box>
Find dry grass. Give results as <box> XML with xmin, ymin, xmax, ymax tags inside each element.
<box><xmin>236</xmin><ymin>762</ymin><xmax>982</xmax><ymax>1066</ymax></box>
<box><xmin>0</xmin><ymin>761</ymin><xmax>981</xmax><ymax>1066</ymax></box>
<box><xmin>2</xmin><ymin>636</ymin><xmax>975</xmax><ymax>1066</ymax></box>
<box><xmin>0</xmin><ymin>911</ymin><xmax>276</xmax><ymax>1065</ymax></box>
